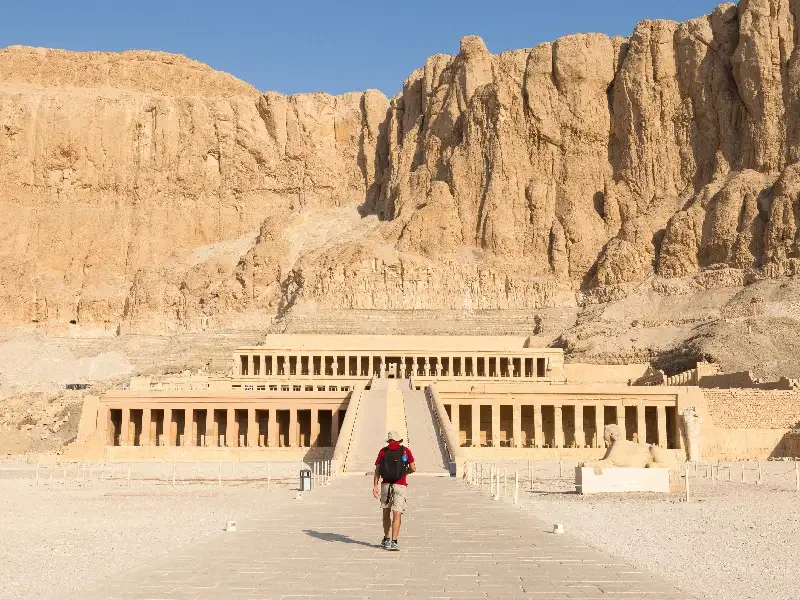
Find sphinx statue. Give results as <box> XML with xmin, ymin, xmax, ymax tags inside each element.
<box><xmin>580</xmin><ymin>424</ymin><xmax>678</xmax><ymax>469</ymax></box>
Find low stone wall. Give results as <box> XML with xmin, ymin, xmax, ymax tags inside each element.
<box><xmin>62</xmin><ymin>445</ymin><xmax>333</xmax><ymax>462</ymax></box>
<box><xmin>458</xmin><ymin>447</ymin><xmax>606</xmax><ymax>462</ymax></box>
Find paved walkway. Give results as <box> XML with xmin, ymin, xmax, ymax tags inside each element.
<box><xmin>76</xmin><ymin>477</ymin><xmax>691</xmax><ymax>600</ymax></box>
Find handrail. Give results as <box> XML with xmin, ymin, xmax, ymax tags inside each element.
<box><xmin>427</xmin><ymin>383</ymin><xmax>463</xmax><ymax>477</ymax></box>
<box><xmin>331</xmin><ymin>383</ymin><xmax>365</xmax><ymax>474</ymax></box>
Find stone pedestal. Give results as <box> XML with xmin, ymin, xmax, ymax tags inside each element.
<box><xmin>575</xmin><ymin>467</ymin><xmax>672</xmax><ymax>494</ymax></box>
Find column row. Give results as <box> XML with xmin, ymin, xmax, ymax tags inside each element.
<box><xmin>446</xmin><ymin>402</ymin><xmax>677</xmax><ymax>449</ymax></box>
<box><xmin>238</xmin><ymin>353</ymin><xmax>552</xmax><ymax>378</ymax></box>
<box><xmin>108</xmin><ymin>406</ymin><xmax>345</xmax><ymax>449</ymax></box>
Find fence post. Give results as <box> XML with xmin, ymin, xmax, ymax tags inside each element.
<box><xmin>757</xmin><ymin>462</ymin><xmax>763</xmax><ymax>485</ymax></box>
<box><xmin>559</xmin><ymin>460</ymin><xmax>563</xmax><ymax>478</ymax></box>
<box><xmin>795</xmin><ymin>462</ymin><xmax>799</xmax><ymax>492</ymax></box>
<box><xmin>267</xmin><ymin>461</ymin><xmax>271</xmax><ymax>489</ymax></box>
<box><xmin>529</xmin><ymin>460</ymin><xmax>533</xmax><ymax>491</ymax></box>
<box><xmin>741</xmin><ymin>463</ymin><xmax>746</xmax><ymax>483</ymax></box>
<box><xmin>514</xmin><ymin>471</ymin><xmax>519</xmax><ymax>505</ymax></box>
<box><xmin>684</xmin><ymin>466</ymin><xmax>690</xmax><ymax>503</ymax></box>
<box><xmin>35</xmin><ymin>461</ymin><xmax>40</xmax><ymax>487</ymax></box>
<box><xmin>503</xmin><ymin>468</ymin><xmax>507</xmax><ymax>500</ymax></box>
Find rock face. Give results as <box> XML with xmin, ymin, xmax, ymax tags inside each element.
<box><xmin>4</xmin><ymin>0</ymin><xmax>800</xmax><ymax>334</ymax></box>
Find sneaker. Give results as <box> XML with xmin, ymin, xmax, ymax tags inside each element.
<box><xmin>389</xmin><ymin>540</ymin><xmax>400</xmax><ymax>551</ymax></box>
<box><xmin>381</xmin><ymin>537</ymin><xmax>391</xmax><ymax>549</ymax></box>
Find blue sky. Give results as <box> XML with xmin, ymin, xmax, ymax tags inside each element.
<box><xmin>3</xmin><ymin>0</ymin><xmax>726</xmax><ymax>96</ymax></box>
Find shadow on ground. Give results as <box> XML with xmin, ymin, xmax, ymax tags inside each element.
<box><xmin>303</xmin><ymin>529</ymin><xmax>378</xmax><ymax>548</ymax></box>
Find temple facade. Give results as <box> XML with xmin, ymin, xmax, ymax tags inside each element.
<box><xmin>74</xmin><ymin>335</ymin><xmax>700</xmax><ymax>461</ymax></box>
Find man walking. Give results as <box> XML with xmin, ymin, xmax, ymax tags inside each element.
<box><xmin>373</xmin><ymin>431</ymin><xmax>416</xmax><ymax>551</ymax></box>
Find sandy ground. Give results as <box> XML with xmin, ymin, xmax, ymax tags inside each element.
<box><xmin>0</xmin><ymin>459</ymin><xmax>320</xmax><ymax>600</ymax></box>
<box><xmin>468</xmin><ymin>460</ymin><xmax>800</xmax><ymax>600</ymax></box>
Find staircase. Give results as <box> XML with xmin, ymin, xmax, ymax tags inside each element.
<box><xmin>402</xmin><ymin>386</ymin><xmax>450</xmax><ymax>474</ymax></box>
<box><xmin>340</xmin><ymin>379</ymin><xmax>450</xmax><ymax>476</ymax></box>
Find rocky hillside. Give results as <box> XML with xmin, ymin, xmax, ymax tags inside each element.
<box><xmin>2</xmin><ymin>0</ymin><xmax>800</xmax><ymax>370</ymax></box>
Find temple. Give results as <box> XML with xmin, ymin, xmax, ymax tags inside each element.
<box><xmin>73</xmin><ymin>334</ymin><xmax>703</xmax><ymax>466</ymax></box>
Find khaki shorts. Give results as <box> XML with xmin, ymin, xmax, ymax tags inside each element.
<box><xmin>380</xmin><ymin>483</ymin><xmax>408</xmax><ymax>513</ymax></box>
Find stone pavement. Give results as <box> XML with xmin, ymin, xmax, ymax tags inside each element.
<box><xmin>75</xmin><ymin>477</ymin><xmax>693</xmax><ymax>600</ymax></box>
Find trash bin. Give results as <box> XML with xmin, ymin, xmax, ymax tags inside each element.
<box><xmin>300</xmin><ymin>469</ymin><xmax>312</xmax><ymax>492</ymax></box>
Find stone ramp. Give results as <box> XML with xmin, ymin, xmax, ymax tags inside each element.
<box><xmin>343</xmin><ymin>386</ymin><xmax>389</xmax><ymax>474</ymax></box>
<box><xmin>402</xmin><ymin>387</ymin><xmax>450</xmax><ymax>473</ymax></box>
<box><xmin>75</xmin><ymin>477</ymin><xmax>692</xmax><ymax>600</ymax></box>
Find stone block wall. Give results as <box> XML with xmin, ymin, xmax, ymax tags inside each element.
<box><xmin>703</xmin><ymin>390</ymin><xmax>800</xmax><ymax>430</ymax></box>
<box><xmin>702</xmin><ymin>389</ymin><xmax>800</xmax><ymax>459</ymax></box>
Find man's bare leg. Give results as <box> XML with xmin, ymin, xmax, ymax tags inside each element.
<box><xmin>391</xmin><ymin>512</ymin><xmax>402</xmax><ymax>540</ymax></box>
<box><xmin>383</xmin><ymin>507</ymin><xmax>391</xmax><ymax>538</ymax></box>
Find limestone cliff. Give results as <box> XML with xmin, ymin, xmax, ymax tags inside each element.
<box><xmin>3</xmin><ymin>0</ymin><xmax>800</xmax><ymax>335</ymax></box>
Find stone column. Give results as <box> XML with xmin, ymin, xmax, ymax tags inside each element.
<box><xmin>311</xmin><ymin>408</ymin><xmax>320</xmax><ymax>447</ymax></box>
<box><xmin>637</xmin><ymin>404</ymin><xmax>647</xmax><ymax>443</ymax></box>
<box><xmin>120</xmin><ymin>408</ymin><xmax>130</xmax><ymax>446</ymax></box>
<box><xmin>224</xmin><ymin>408</ymin><xmax>235</xmax><ymax>447</ymax></box>
<box><xmin>212</xmin><ymin>409</ymin><xmax>221</xmax><ymax>447</ymax></box>
<box><xmin>184</xmin><ymin>408</ymin><xmax>194</xmax><ymax>447</ymax></box>
<box><xmin>513</xmin><ymin>403</ymin><xmax>522</xmax><ymax>448</ymax></box>
<box><xmin>657</xmin><ymin>405</ymin><xmax>668</xmax><ymax>447</ymax></box>
<box><xmin>594</xmin><ymin>405</ymin><xmax>605</xmax><ymax>448</ymax></box>
<box><xmin>289</xmin><ymin>408</ymin><xmax>298</xmax><ymax>448</ymax></box>
<box><xmin>331</xmin><ymin>409</ymin><xmax>340</xmax><ymax>447</ymax></box>
<box><xmin>206</xmin><ymin>410</ymin><xmax>215</xmax><ymax>447</ymax></box>
<box><xmin>574</xmin><ymin>404</ymin><xmax>584</xmax><ymax>448</ymax></box>
<box><xmin>451</xmin><ymin>404</ymin><xmax>460</xmax><ymax>446</ymax></box>
<box><xmin>163</xmin><ymin>408</ymin><xmax>173</xmax><ymax>446</ymax></box>
<box><xmin>617</xmin><ymin>404</ymin><xmax>627</xmax><ymax>440</ymax></box>
<box><xmin>471</xmin><ymin>403</ymin><xmax>480</xmax><ymax>447</ymax></box>
<box><xmin>491</xmin><ymin>404</ymin><xmax>500</xmax><ymax>447</ymax></box>
<box><xmin>267</xmin><ymin>409</ymin><xmax>278</xmax><ymax>447</ymax></box>
<box><xmin>533</xmin><ymin>404</ymin><xmax>543</xmax><ymax>448</ymax></box>
<box><xmin>141</xmin><ymin>408</ymin><xmax>151</xmax><ymax>446</ymax></box>
<box><xmin>554</xmin><ymin>405</ymin><xmax>564</xmax><ymax>448</ymax></box>
<box><xmin>247</xmin><ymin>408</ymin><xmax>258</xmax><ymax>448</ymax></box>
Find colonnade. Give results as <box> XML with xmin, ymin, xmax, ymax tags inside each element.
<box><xmin>238</xmin><ymin>353</ymin><xmax>553</xmax><ymax>379</ymax></box>
<box><xmin>108</xmin><ymin>406</ymin><xmax>343</xmax><ymax>449</ymax></box>
<box><xmin>446</xmin><ymin>401</ymin><xmax>676</xmax><ymax>449</ymax></box>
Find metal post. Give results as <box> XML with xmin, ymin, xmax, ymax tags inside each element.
<box><xmin>741</xmin><ymin>463</ymin><xmax>746</xmax><ymax>483</ymax></box>
<box><xmin>514</xmin><ymin>471</ymin><xmax>519</xmax><ymax>505</ymax></box>
<box><xmin>267</xmin><ymin>461</ymin><xmax>271</xmax><ymax>489</ymax></box>
<box><xmin>559</xmin><ymin>460</ymin><xmax>563</xmax><ymax>478</ymax></box>
<box><xmin>757</xmin><ymin>462</ymin><xmax>763</xmax><ymax>485</ymax></box>
<box><xmin>63</xmin><ymin>464</ymin><xmax>68</xmax><ymax>486</ymax></box>
<box><xmin>36</xmin><ymin>461</ymin><xmax>40</xmax><ymax>487</ymax></box>
<box><xmin>503</xmin><ymin>468</ymin><xmax>507</xmax><ymax>500</ymax></box>
<box><xmin>528</xmin><ymin>460</ymin><xmax>533</xmax><ymax>491</ymax></box>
